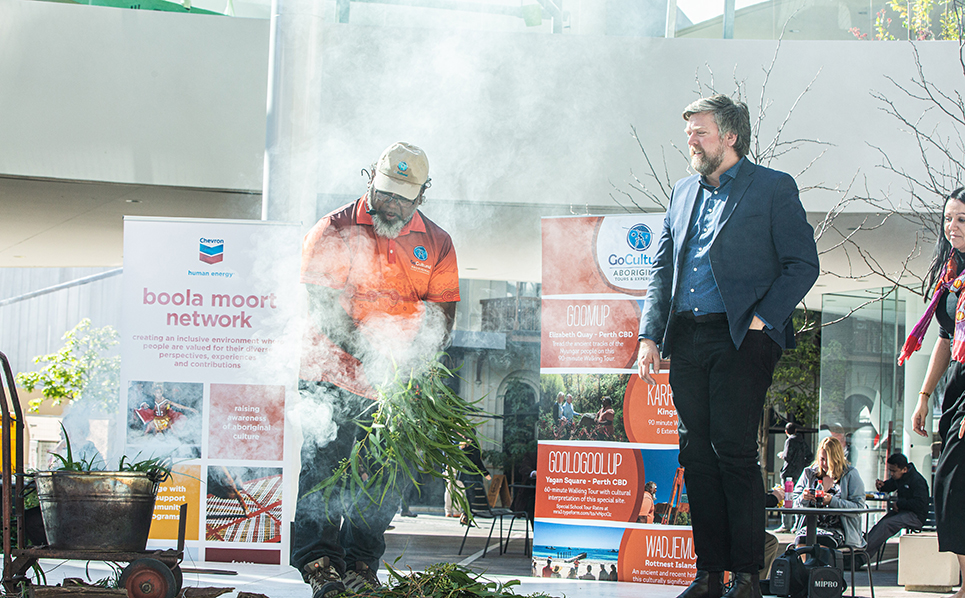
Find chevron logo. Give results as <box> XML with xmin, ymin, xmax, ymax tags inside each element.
<box><xmin>199</xmin><ymin>238</ymin><xmax>224</xmax><ymax>264</ymax></box>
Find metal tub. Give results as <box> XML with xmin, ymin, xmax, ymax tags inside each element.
<box><xmin>35</xmin><ymin>471</ymin><xmax>158</xmax><ymax>551</ymax></box>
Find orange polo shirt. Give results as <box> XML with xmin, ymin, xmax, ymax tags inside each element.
<box><xmin>638</xmin><ymin>490</ymin><xmax>654</xmax><ymax>523</ymax></box>
<box><xmin>299</xmin><ymin>197</ymin><xmax>460</xmax><ymax>398</ymax></box>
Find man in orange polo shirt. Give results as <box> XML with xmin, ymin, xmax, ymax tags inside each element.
<box><xmin>637</xmin><ymin>481</ymin><xmax>657</xmax><ymax>523</ymax></box>
<box><xmin>292</xmin><ymin>142</ymin><xmax>459</xmax><ymax>598</ymax></box>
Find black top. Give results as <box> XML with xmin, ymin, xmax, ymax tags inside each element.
<box><xmin>937</xmin><ymin>288</ymin><xmax>958</xmax><ymax>339</ymax></box>
<box><xmin>878</xmin><ymin>463</ymin><xmax>930</xmax><ymax>524</ymax></box>
<box><xmin>781</xmin><ymin>433</ymin><xmax>812</xmax><ymax>481</ymax></box>
<box><xmin>936</xmin><ymin>252</ymin><xmax>965</xmax><ymax>339</ymax></box>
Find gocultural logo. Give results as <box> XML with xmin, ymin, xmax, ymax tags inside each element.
<box><xmin>396</xmin><ymin>161</ymin><xmax>409</xmax><ymax>177</ymax></box>
<box><xmin>626</xmin><ymin>223</ymin><xmax>652</xmax><ymax>251</ymax></box>
<box><xmin>608</xmin><ymin>253</ymin><xmax>654</xmax><ymax>266</ymax></box>
<box><xmin>200</xmin><ymin>237</ymin><xmax>224</xmax><ymax>265</ymax></box>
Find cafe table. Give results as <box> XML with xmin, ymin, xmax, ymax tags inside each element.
<box><xmin>766</xmin><ymin>506</ymin><xmax>885</xmax><ymax>546</ymax></box>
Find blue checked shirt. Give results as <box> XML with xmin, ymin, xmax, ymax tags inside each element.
<box><xmin>675</xmin><ymin>158</ymin><xmax>744</xmax><ymax>317</ymax></box>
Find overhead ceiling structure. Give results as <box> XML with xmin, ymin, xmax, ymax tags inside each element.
<box><xmin>2</xmin><ymin>0</ymin><xmax>956</xmax><ymax>309</ymax></box>
<box><xmin>0</xmin><ymin>177</ymin><xmax>261</xmax><ymax>267</ymax></box>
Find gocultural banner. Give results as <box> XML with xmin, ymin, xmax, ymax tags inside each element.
<box><xmin>119</xmin><ymin>217</ymin><xmax>301</xmax><ymax>566</ymax></box>
<box><xmin>535</xmin><ymin>215</ymin><xmax>695</xmax><ymax>586</ymax></box>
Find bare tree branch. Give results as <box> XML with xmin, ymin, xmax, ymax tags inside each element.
<box><xmin>611</xmin><ymin>30</ymin><xmax>963</xmax><ymax>327</ymax></box>
<box><xmin>820</xmin><ymin>294</ymin><xmax>895</xmax><ymax>328</ymax></box>
<box><xmin>630</xmin><ymin>124</ymin><xmax>674</xmax><ymax>204</ymax></box>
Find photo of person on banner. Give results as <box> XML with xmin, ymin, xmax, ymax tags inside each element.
<box><xmin>292</xmin><ymin>142</ymin><xmax>460</xmax><ymax>598</ymax></box>
<box><xmin>636</xmin><ymin>481</ymin><xmax>657</xmax><ymax>524</ymax></box>
<box><xmin>127</xmin><ymin>381</ymin><xmax>203</xmax><ymax>457</ymax></box>
<box><xmin>538</xmin><ymin>375</ymin><xmax>630</xmax><ymax>442</ymax></box>
<box><xmin>637</xmin><ymin>94</ymin><xmax>818</xmax><ymax>598</ymax></box>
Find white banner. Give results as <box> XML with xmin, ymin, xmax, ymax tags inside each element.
<box><xmin>120</xmin><ymin>216</ymin><xmax>301</xmax><ymax>566</ymax></box>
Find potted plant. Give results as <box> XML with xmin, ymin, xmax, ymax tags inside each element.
<box><xmin>34</xmin><ymin>426</ymin><xmax>172</xmax><ymax>552</ymax></box>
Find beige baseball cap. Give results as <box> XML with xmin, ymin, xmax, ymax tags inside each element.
<box><xmin>372</xmin><ymin>142</ymin><xmax>429</xmax><ymax>200</ymax></box>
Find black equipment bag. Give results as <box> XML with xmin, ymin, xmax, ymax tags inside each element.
<box><xmin>769</xmin><ymin>544</ymin><xmax>845</xmax><ymax>598</ymax></box>
<box><xmin>807</xmin><ymin>566</ymin><xmax>846</xmax><ymax>598</ymax></box>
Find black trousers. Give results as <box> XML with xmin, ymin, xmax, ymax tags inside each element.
<box><xmin>291</xmin><ymin>381</ymin><xmax>400</xmax><ymax>576</ymax></box>
<box><xmin>669</xmin><ymin>316</ymin><xmax>782</xmax><ymax>574</ymax></box>
<box><xmin>936</xmin><ymin>360</ymin><xmax>965</xmax><ymax>554</ymax></box>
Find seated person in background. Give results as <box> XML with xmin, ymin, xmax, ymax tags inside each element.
<box><xmin>636</xmin><ymin>481</ymin><xmax>657</xmax><ymax>523</ymax></box>
<box><xmin>864</xmin><ymin>452</ymin><xmax>929</xmax><ymax>559</ymax></box>
<box><xmin>457</xmin><ymin>437</ymin><xmax>491</xmax><ymax>525</ymax></box>
<box><xmin>792</xmin><ymin>436</ymin><xmax>867</xmax><ymax>550</ymax></box>
<box><xmin>511</xmin><ymin>455</ymin><xmax>538</xmax><ymax>522</ymax></box>
<box><xmin>579</xmin><ymin>565</ymin><xmax>596</xmax><ymax>580</ymax></box>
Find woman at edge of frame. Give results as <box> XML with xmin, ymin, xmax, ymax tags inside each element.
<box><xmin>901</xmin><ymin>187</ymin><xmax>965</xmax><ymax>598</ymax></box>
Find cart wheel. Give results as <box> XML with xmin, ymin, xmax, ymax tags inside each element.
<box><xmin>170</xmin><ymin>565</ymin><xmax>183</xmax><ymax>594</ymax></box>
<box><xmin>120</xmin><ymin>559</ymin><xmax>177</xmax><ymax>598</ymax></box>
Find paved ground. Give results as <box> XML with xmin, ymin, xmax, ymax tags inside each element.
<box><xmin>30</xmin><ymin>512</ymin><xmax>963</xmax><ymax>598</ymax></box>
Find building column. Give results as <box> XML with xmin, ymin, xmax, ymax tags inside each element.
<box><xmin>665</xmin><ymin>0</ymin><xmax>677</xmax><ymax>37</ymax></box>
<box><xmin>722</xmin><ymin>0</ymin><xmax>735</xmax><ymax>39</ymax></box>
<box><xmin>262</xmin><ymin>0</ymin><xmax>325</xmax><ymax>230</ymax></box>
<box><xmin>903</xmin><ymin>293</ymin><xmax>936</xmax><ymax>489</ymax></box>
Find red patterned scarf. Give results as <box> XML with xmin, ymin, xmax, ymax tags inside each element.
<box><xmin>899</xmin><ymin>254</ymin><xmax>965</xmax><ymax>365</ymax></box>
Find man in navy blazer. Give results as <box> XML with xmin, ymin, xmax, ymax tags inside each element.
<box><xmin>637</xmin><ymin>95</ymin><xmax>819</xmax><ymax>598</ymax></box>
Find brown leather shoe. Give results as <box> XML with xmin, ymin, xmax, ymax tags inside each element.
<box><xmin>677</xmin><ymin>570</ymin><xmax>723</xmax><ymax>598</ymax></box>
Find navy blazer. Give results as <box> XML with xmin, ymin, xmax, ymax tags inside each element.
<box><xmin>639</xmin><ymin>159</ymin><xmax>819</xmax><ymax>356</ymax></box>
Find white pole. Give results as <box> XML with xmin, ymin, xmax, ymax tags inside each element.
<box><xmin>262</xmin><ymin>0</ymin><xmax>325</xmax><ymax>230</ymax></box>
<box><xmin>665</xmin><ymin>0</ymin><xmax>677</xmax><ymax>38</ymax></box>
<box><xmin>903</xmin><ymin>293</ymin><xmax>936</xmax><ymax>492</ymax></box>
<box><xmin>722</xmin><ymin>0</ymin><xmax>735</xmax><ymax>39</ymax></box>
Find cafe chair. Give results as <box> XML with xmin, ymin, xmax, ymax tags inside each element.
<box><xmin>838</xmin><ymin>544</ymin><xmax>874</xmax><ymax>598</ymax></box>
<box><xmin>457</xmin><ymin>484</ymin><xmax>530</xmax><ymax>557</ymax></box>
<box><xmin>920</xmin><ymin>496</ymin><xmax>937</xmax><ymax>532</ymax></box>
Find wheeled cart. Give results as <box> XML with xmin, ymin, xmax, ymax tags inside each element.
<box><xmin>1</xmin><ymin>350</ymin><xmax>187</xmax><ymax>598</ymax></box>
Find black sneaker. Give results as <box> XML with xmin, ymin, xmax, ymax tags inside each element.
<box><xmin>302</xmin><ymin>557</ymin><xmax>344</xmax><ymax>598</ymax></box>
<box><xmin>342</xmin><ymin>562</ymin><xmax>380</xmax><ymax>595</ymax></box>
<box><xmin>853</xmin><ymin>552</ymin><xmax>868</xmax><ymax>570</ymax></box>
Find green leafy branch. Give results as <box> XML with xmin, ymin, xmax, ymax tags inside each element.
<box><xmin>361</xmin><ymin>562</ymin><xmax>553</xmax><ymax>598</ymax></box>
<box><xmin>766</xmin><ymin>310</ymin><xmax>821</xmax><ymax>427</ymax></box>
<box><xmin>15</xmin><ymin>318</ymin><xmax>120</xmax><ymax>413</ymax></box>
<box><xmin>850</xmin><ymin>0</ymin><xmax>963</xmax><ymax>40</ymax></box>
<box><xmin>305</xmin><ymin>358</ymin><xmax>487</xmax><ymax>521</ymax></box>
<box><xmin>51</xmin><ymin>422</ymin><xmax>173</xmax><ymax>484</ymax></box>
<box><xmin>117</xmin><ymin>453</ymin><xmax>174</xmax><ymax>484</ymax></box>
<box><xmin>48</xmin><ymin>423</ymin><xmax>103</xmax><ymax>473</ymax></box>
